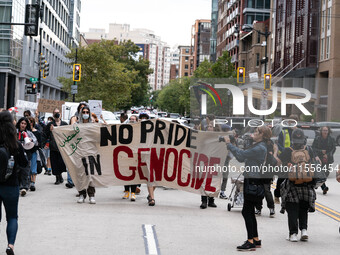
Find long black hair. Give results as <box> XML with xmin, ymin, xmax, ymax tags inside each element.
<box><xmin>0</xmin><ymin>111</ymin><xmax>18</xmax><ymax>154</ymax></box>
<box><xmin>16</xmin><ymin>117</ymin><xmax>31</xmax><ymax>131</ymax></box>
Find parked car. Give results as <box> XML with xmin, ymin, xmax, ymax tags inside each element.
<box><xmin>101</xmin><ymin>111</ymin><xmax>120</xmax><ymax>124</ymax></box>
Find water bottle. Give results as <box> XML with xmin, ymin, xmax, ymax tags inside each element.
<box><xmin>6</xmin><ymin>156</ymin><xmax>15</xmax><ymax>179</ymax></box>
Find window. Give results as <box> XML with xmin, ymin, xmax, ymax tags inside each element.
<box><xmin>321</xmin><ymin>10</ymin><xmax>326</xmax><ymax>34</ymax></box>
<box><xmin>185</xmin><ymin>56</ymin><xmax>189</xmax><ymax>61</ymax></box>
<box><xmin>320</xmin><ymin>38</ymin><xmax>325</xmax><ymax>60</ymax></box>
<box><xmin>185</xmin><ymin>49</ymin><xmax>189</xmax><ymax>53</ymax></box>
<box><xmin>326</xmin><ymin>36</ymin><xmax>330</xmax><ymax>59</ymax></box>
<box><xmin>327</xmin><ymin>7</ymin><xmax>331</xmax><ymax>31</ymax></box>
<box><xmin>256</xmin><ymin>53</ymin><xmax>260</xmax><ymax>66</ymax></box>
<box><xmin>184</xmin><ymin>72</ymin><xmax>188</xmax><ymax>76</ymax></box>
<box><xmin>185</xmin><ymin>64</ymin><xmax>188</xmax><ymax>69</ymax></box>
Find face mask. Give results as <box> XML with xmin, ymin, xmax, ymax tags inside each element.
<box><xmin>54</xmin><ymin>113</ymin><xmax>60</xmax><ymax>119</ymax></box>
<box><xmin>82</xmin><ymin>114</ymin><xmax>89</xmax><ymax>120</ymax></box>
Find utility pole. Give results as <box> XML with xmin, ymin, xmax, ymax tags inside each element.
<box><xmin>73</xmin><ymin>48</ymin><xmax>78</xmax><ymax>102</ymax></box>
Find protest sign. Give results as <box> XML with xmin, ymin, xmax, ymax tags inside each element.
<box><xmin>38</xmin><ymin>99</ymin><xmax>65</xmax><ymax>113</ymax></box>
<box><xmin>88</xmin><ymin>100</ymin><xmax>102</xmax><ymax>117</ymax></box>
<box><xmin>16</xmin><ymin>100</ymin><xmax>38</xmax><ymax>116</ymax></box>
<box><xmin>53</xmin><ymin>120</ymin><xmax>227</xmax><ymax>196</ymax></box>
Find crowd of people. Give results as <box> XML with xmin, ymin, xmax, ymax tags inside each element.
<box><xmin>0</xmin><ymin>106</ymin><xmax>339</xmax><ymax>254</ymax></box>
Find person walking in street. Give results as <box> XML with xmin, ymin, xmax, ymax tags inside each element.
<box><xmin>76</xmin><ymin>106</ymin><xmax>96</xmax><ymax>204</ymax></box>
<box><xmin>15</xmin><ymin>117</ymin><xmax>37</xmax><ymax>196</ymax></box>
<box><xmin>0</xmin><ymin>111</ymin><xmax>29</xmax><ymax>255</ymax></box>
<box><xmin>278</xmin><ymin>128</ymin><xmax>318</xmax><ymax>242</ymax></box>
<box><xmin>27</xmin><ymin>116</ymin><xmax>42</xmax><ymax>192</ymax></box>
<box><xmin>312</xmin><ymin>126</ymin><xmax>336</xmax><ymax>194</ymax></box>
<box><xmin>42</xmin><ymin>108</ymin><xmax>68</xmax><ymax>185</ymax></box>
<box><xmin>224</xmin><ymin>126</ymin><xmax>271</xmax><ymax>251</ymax></box>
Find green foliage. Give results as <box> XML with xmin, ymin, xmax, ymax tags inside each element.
<box><xmin>59</xmin><ymin>40</ymin><xmax>152</xmax><ymax>111</ymax></box>
<box><xmin>156</xmin><ymin>78</ymin><xmax>191</xmax><ymax>115</ymax></box>
<box><xmin>301</xmin><ymin>112</ymin><xmax>316</xmax><ymax>122</ymax></box>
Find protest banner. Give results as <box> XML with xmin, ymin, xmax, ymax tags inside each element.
<box><xmin>52</xmin><ymin>120</ymin><xmax>228</xmax><ymax>196</ymax></box>
<box><xmin>16</xmin><ymin>100</ymin><xmax>38</xmax><ymax>116</ymax></box>
<box><xmin>38</xmin><ymin>98</ymin><xmax>65</xmax><ymax>113</ymax></box>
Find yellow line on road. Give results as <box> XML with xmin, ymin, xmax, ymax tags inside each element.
<box><xmin>315</xmin><ymin>206</ymin><xmax>340</xmax><ymax>222</ymax></box>
<box><xmin>315</xmin><ymin>202</ymin><xmax>340</xmax><ymax>217</ymax></box>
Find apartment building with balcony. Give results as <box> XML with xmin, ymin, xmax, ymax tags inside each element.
<box><xmin>191</xmin><ymin>19</ymin><xmax>211</xmax><ymax>71</ymax></box>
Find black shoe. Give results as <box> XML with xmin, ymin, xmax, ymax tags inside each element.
<box><xmin>255</xmin><ymin>209</ymin><xmax>261</xmax><ymax>215</ymax></box>
<box><xmin>54</xmin><ymin>176</ymin><xmax>60</xmax><ymax>185</ymax></box>
<box><xmin>237</xmin><ymin>240</ymin><xmax>256</xmax><ymax>251</ymax></box>
<box><xmin>6</xmin><ymin>247</ymin><xmax>14</xmax><ymax>255</ymax></box>
<box><xmin>269</xmin><ymin>208</ymin><xmax>275</xmax><ymax>218</ymax></box>
<box><xmin>29</xmin><ymin>184</ymin><xmax>36</xmax><ymax>192</ymax></box>
<box><xmin>208</xmin><ymin>198</ymin><xmax>217</xmax><ymax>208</ymax></box>
<box><xmin>48</xmin><ymin>170</ymin><xmax>52</xmax><ymax>175</ymax></box>
<box><xmin>200</xmin><ymin>201</ymin><xmax>207</xmax><ymax>209</ymax></box>
<box><xmin>65</xmin><ymin>182</ymin><xmax>74</xmax><ymax>188</ymax></box>
<box><xmin>253</xmin><ymin>239</ymin><xmax>261</xmax><ymax>248</ymax></box>
<box><xmin>323</xmin><ymin>187</ymin><xmax>329</xmax><ymax>195</ymax></box>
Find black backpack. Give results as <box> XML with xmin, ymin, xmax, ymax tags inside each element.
<box><xmin>0</xmin><ymin>146</ymin><xmax>15</xmax><ymax>182</ymax></box>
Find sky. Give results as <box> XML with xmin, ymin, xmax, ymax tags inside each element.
<box><xmin>80</xmin><ymin>0</ymin><xmax>212</xmax><ymax>47</ymax></box>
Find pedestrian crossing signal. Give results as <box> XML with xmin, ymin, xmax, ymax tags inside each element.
<box><xmin>73</xmin><ymin>64</ymin><xmax>81</xmax><ymax>82</ymax></box>
<box><xmin>237</xmin><ymin>67</ymin><xmax>245</xmax><ymax>84</ymax></box>
<box><xmin>264</xmin><ymin>74</ymin><xmax>272</xmax><ymax>90</ymax></box>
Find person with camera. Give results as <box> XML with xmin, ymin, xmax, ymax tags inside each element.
<box><xmin>224</xmin><ymin>126</ymin><xmax>271</xmax><ymax>251</ymax></box>
<box><xmin>312</xmin><ymin>126</ymin><xmax>336</xmax><ymax>195</ymax></box>
<box><xmin>0</xmin><ymin>111</ymin><xmax>29</xmax><ymax>255</ymax></box>
<box><xmin>278</xmin><ymin>128</ymin><xmax>318</xmax><ymax>242</ymax></box>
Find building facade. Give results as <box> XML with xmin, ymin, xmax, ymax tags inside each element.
<box><xmin>0</xmin><ymin>0</ymin><xmax>80</xmax><ymax>109</ymax></box>
<box><xmin>210</xmin><ymin>0</ymin><xmax>218</xmax><ymax>62</ymax></box>
<box><xmin>84</xmin><ymin>23</ymin><xmax>171</xmax><ymax>91</ymax></box>
<box><xmin>178</xmin><ymin>46</ymin><xmax>194</xmax><ymax>78</ymax></box>
<box><xmin>191</xmin><ymin>19</ymin><xmax>211</xmax><ymax>71</ymax></box>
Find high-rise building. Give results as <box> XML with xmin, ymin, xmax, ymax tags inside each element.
<box><xmin>0</xmin><ymin>0</ymin><xmax>79</xmax><ymax>109</ymax></box>
<box><xmin>191</xmin><ymin>19</ymin><xmax>211</xmax><ymax>71</ymax></box>
<box><xmin>210</xmin><ymin>0</ymin><xmax>218</xmax><ymax>62</ymax></box>
<box><xmin>169</xmin><ymin>47</ymin><xmax>180</xmax><ymax>80</ymax></box>
<box><xmin>84</xmin><ymin>23</ymin><xmax>171</xmax><ymax>91</ymax></box>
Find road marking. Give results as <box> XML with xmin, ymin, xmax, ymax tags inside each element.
<box><xmin>142</xmin><ymin>224</ymin><xmax>160</xmax><ymax>255</ymax></box>
<box><xmin>315</xmin><ymin>205</ymin><xmax>340</xmax><ymax>222</ymax></box>
<box><xmin>316</xmin><ymin>202</ymin><xmax>340</xmax><ymax>217</ymax></box>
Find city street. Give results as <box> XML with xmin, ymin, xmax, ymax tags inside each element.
<box><xmin>1</xmin><ymin>151</ymin><xmax>339</xmax><ymax>255</ymax></box>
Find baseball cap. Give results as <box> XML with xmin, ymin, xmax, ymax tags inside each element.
<box><xmin>291</xmin><ymin>128</ymin><xmax>305</xmax><ymax>144</ymax></box>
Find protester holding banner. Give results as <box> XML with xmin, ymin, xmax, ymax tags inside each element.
<box><xmin>27</xmin><ymin>116</ymin><xmax>42</xmax><ymax>192</ymax></box>
<box><xmin>312</xmin><ymin>126</ymin><xmax>336</xmax><ymax>195</ymax></box>
<box><xmin>70</xmin><ymin>102</ymin><xmax>88</xmax><ymax>125</ymax></box>
<box><xmin>43</xmin><ymin>108</ymin><xmax>68</xmax><ymax>185</ymax></box>
<box><xmin>76</xmin><ymin>106</ymin><xmax>96</xmax><ymax>204</ymax></box>
<box><xmin>0</xmin><ymin>111</ymin><xmax>29</xmax><ymax>255</ymax></box>
<box><xmin>224</xmin><ymin>126</ymin><xmax>271</xmax><ymax>251</ymax></box>
<box><xmin>43</xmin><ymin>117</ymin><xmax>53</xmax><ymax>175</ymax></box>
<box><xmin>16</xmin><ymin>117</ymin><xmax>38</xmax><ymax>196</ymax></box>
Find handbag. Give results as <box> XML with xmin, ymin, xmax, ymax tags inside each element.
<box><xmin>244</xmin><ymin>179</ymin><xmax>265</xmax><ymax>198</ymax></box>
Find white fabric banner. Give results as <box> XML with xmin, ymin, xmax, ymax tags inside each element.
<box><xmin>52</xmin><ymin>120</ymin><xmax>228</xmax><ymax>196</ymax></box>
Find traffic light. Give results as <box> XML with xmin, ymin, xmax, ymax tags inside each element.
<box><xmin>237</xmin><ymin>67</ymin><xmax>245</xmax><ymax>83</ymax></box>
<box><xmin>32</xmin><ymin>83</ymin><xmax>37</xmax><ymax>94</ymax></box>
<box><xmin>39</xmin><ymin>54</ymin><xmax>45</xmax><ymax>71</ymax></box>
<box><xmin>264</xmin><ymin>74</ymin><xmax>272</xmax><ymax>90</ymax></box>
<box><xmin>24</xmin><ymin>4</ymin><xmax>40</xmax><ymax>36</ymax></box>
<box><xmin>43</xmin><ymin>61</ymin><xmax>49</xmax><ymax>78</ymax></box>
<box><xmin>73</xmin><ymin>64</ymin><xmax>81</xmax><ymax>82</ymax></box>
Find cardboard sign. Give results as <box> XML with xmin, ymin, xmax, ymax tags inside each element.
<box><xmin>38</xmin><ymin>99</ymin><xmax>65</xmax><ymax>113</ymax></box>
<box><xmin>88</xmin><ymin>100</ymin><xmax>102</xmax><ymax>117</ymax></box>
<box><xmin>53</xmin><ymin>120</ymin><xmax>227</xmax><ymax>196</ymax></box>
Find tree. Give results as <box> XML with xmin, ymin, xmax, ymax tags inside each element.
<box><xmin>59</xmin><ymin>40</ymin><xmax>152</xmax><ymax>111</ymax></box>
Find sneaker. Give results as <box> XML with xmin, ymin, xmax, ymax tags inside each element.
<box><xmin>219</xmin><ymin>191</ymin><xmax>227</xmax><ymax>199</ymax></box>
<box><xmin>136</xmin><ymin>187</ymin><xmax>141</xmax><ymax>194</ymax></box>
<box><xmin>269</xmin><ymin>208</ymin><xmax>275</xmax><ymax>218</ymax></box>
<box><xmin>122</xmin><ymin>191</ymin><xmax>129</xmax><ymax>199</ymax></box>
<box><xmin>253</xmin><ymin>239</ymin><xmax>261</xmax><ymax>248</ymax></box>
<box><xmin>323</xmin><ymin>187</ymin><xmax>329</xmax><ymax>195</ymax></box>
<box><xmin>20</xmin><ymin>189</ymin><xmax>27</xmax><ymax>197</ymax></box>
<box><xmin>300</xmin><ymin>229</ymin><xmax>308</xmax><ymax>241</ymax></box>
<box><xmin>65</xmin><ymin>182</ymin><xmax>74</xmax><ymax>188</ymax></box>
<box><xmin>77</xmin><ymin>195</ymin><xmax>85</xmax><ymax>203</ymax></box>
<box><xmin>44</xmin><ymin>171</ymin><xmax>48</xmax><ymax>175</ymax></box>
<box><xmin>274</xmin><ymin>197</ymin><xmax>280</xmax><ymax>204</ymax></box>
<box><xmin>236</xmin><ymin>240</ymin><xmax>256</xmax><ymax>251</ymax></box>
<box><xmin>131</xmin><ymin>193</ymin><xmax>136</xmax><ymax>202</ymax></box>
<box><xmin>287</xmin><ymin>233</ymin><xmax>298</xmax><ymax>242</ymax></box>
<box><xmin>48</xmin><ymin>170</ymin><xmax>52</xmax><ymax>175</ymax></box>
<box><xmin>255</xmin><ymin>209</ymin><xmax>261</xmax><ymax>216</ymax></box>
<box><xmin>30</xmin><ymin>183</ymin><xmax>36</xmax><ymax>192</ymax></box>
<box><xmin>89</xmin><ymin>197</ymin><xmax>96</xmax><ymax>204</ymax></box>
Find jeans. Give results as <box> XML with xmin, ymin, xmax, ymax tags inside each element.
<box><xmin>286</xmin><ymin>201</ymin><xmax>309</xmax><ymax>235</ymax></box>
<box><xmin>242</xmin><ymin>199</ymin><xmax>260</xmax><ymax>240</ymax></box>
<box><xmin>0</xmin><ymin>185</ymin><xmax>19</xmax><ymax>245</ymax></box>
<box><xmin>67</xmin><ymin>170</ymin><xmax>74</xmax><ymax>185</ymax></box>
<box><xmin>30</xmin><ymin>151</ymin><xmax>37</xmax><ymax>175</ymax></box>
<box><xmin>79</xmin><ymin>186</ymin><xmax>95</xmax><ymax>198</ymax></box>
<box><xmin>19</xmin><ymin>165</ymin><xmax>30</xmax><ymax>190</ymax></box>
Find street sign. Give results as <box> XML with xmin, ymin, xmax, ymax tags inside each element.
<box><xmin>30</xmin><ymin>78</ymin><xmax>38</xmax><ymax>83</ymax></box>
<box><xmin>71</xmin><ymin>85</ymin><xmax>78</xmax><ymax>95</ymax></box>
<box><xmin>262</xmin><ymin>90</ymin><xmax>268</xmax><ymax>98</ymax></box>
